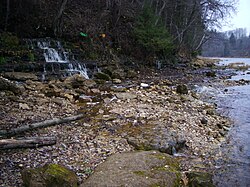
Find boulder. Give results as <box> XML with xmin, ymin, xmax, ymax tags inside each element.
<box><xmin>80</xmin><ymin>151</ymin><xmax>181</xmax><ymax>187</ymax></box>
<box><xmin>21</xmin><ymin>164</ymin><xmax>78</xmax><ymax>187</ymax></box>
<box><xmin>187</xmin><ymin>171</ymin><xmax>215</xmax><ymax>187</ymax></box>
<box><xmin>176</xmin><ymin>84</ymin><xmax>188</xmax><ymax>94</ymax></box>
<box><xmin>126</xmin><ymin>124</ymin><xmax>186</xmax><ymax>155</ymax></box>
<box><xmin>0</xmin><ymin>76</ymin><xmax>22</xmax><ymax>94</ymax></box>
<box><xmin>205</xmin><ymin>71</ymin><xmax>216</xmax><ymax>77</ymax></box>
<box><xmin>64</xmin><ymin>74</ymin><xmax>91</xmax><ymax>88</ymax></box>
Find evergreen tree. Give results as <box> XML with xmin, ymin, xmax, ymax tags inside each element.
<box><xmin>133</xmin><ymin>5</ymin><xmax>173</xmax><ymax>59</ymax></box>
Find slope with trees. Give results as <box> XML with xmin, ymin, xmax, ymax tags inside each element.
<box><xmin>0</xmin><ymin>0</ymin><xmax>237</xmax><ymax>64</ymax></box>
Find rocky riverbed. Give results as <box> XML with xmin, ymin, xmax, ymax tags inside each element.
<box><xmin>0</xmin><ymin>60</ymin><xmax>231</xmax><ymax>186</ymax></box>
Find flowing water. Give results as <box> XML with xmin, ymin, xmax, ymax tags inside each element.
<box><xmin>27</xmin><ymin>38</ymin><xmax>89</xmax><ymax>80</ymax></box>
<box><xmin>211</xmin><ymin>58</ymin><xmax>250</xmax><ymax>186</ymax></box>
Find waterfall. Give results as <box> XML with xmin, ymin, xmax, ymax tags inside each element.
<box><xmin>28</xmin><ymin>38</ymin><xmax>89</xmax><ymax>80</ymax></box>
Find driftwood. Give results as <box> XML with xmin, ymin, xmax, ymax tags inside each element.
<box><xmin>0</xmin><ymin>136</ymin><xmax>56</xmax><ymax>149</ymax></box>
<box><xmin>0</xmin><ymin>114</ymin><xmax>84</xmax><ymax>137</ymax></box>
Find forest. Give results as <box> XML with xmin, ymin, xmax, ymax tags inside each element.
<box><xmin>0</xmin><ymin>0</ymin><xmax>237</xmax><ymax>64</ymax></box>
<box><xmin>202</xmin><ymin>28</ymin><xmax>250</xmax><ymax>57</ymax></box>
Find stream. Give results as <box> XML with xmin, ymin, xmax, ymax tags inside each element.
<box><xmin>212</xmin><ymin>58</ymin><xmax>250</xmax><ymax>186</ymax></box>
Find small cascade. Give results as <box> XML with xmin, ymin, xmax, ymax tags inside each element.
<box><xmin>27</xmin><ymin>38</ymin><xmax>89</xmax><ymax>80</ymax></box>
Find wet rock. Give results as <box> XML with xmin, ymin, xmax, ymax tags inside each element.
<box><xmin>176</xmin><ymin>84</ymin><xmax>188</xmax><ymax>94</ymax></box>
<box><xmin>140</xmin><ymin>83</ymin><xmax>150</xmax><ymax>88</ymax></box>
<box><xmin>80</xmin><ymin>151</ymin><xmax>181</xmax><ymax>187</ymax></box>
<box><xmin>201</xmin><ymin>117</ymin><xmax>208</xmax><ymax>125</ymax></box>
<box><xmin>187</xmin><ymin>171</ymin><xmax>215</xmax><ymax>187</ymax></box>
<box><xmin>0</xmin><ymin>76</ymin><xmax>22</xmax><ymax>94</ymax></box>
<box><xmin>21</xmin><ymin>164</ymin><xmax>78</xmax><ymax>187</ymax></box>
<box><xmin>205</xmin><ymin>71</ymin><xmax>216</xmax><ymax>77</ymax></box>
<box><xmin>2</xmin><ymin>72</ymin><xmax>38</xmax><ymax>81</ymax></box>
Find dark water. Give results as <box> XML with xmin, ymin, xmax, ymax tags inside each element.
<box><xmin>212</xmin><ymin>58</ymin><xmax>250</xmax><ymax>187</ymax></box>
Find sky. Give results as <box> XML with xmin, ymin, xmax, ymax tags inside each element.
<box><xmin>221</xmin><ymin>0</ymin><xmax>250</xmax><ymax>33</ymax></box>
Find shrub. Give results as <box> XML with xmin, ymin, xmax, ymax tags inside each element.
<box><xmin>0</xmin><ymin>32</ymin><xmax>19</xmax><ymax>49</ymax></box>
<box><xmin>0</xmin><ymin>56</ymin><xmax>6</xmax><ymax>64</ymax></box>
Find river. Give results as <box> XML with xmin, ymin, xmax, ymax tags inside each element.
<box><xmin>212</xmin><ymin>58</ymin><xmax>250</xmax><ymax>186</ymax></box>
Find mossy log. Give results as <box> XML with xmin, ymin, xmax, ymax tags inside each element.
<box><xmin>0</xmin><ymin>114</ymin><xmax>84</xmax><ymax>137</ymax></box>
<box><xmin>0</xmin><ymin>136</ymin><xmax>56</xmax><ymax>149</ymax></box>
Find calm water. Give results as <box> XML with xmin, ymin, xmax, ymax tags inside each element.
<box><xmin>213</xmin><ymin>58</ymin><xmax>250</xmax><ymax>187</ymax></box>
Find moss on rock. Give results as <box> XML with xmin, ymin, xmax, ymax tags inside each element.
<box><xmin>80</xmin><ymin>151</ymin><xmax>182</xmax><ymax>187</ymax></box>
<box><xmin>21</xmin><ymin>164</ymin><xmax>78</xmax><ymax>187</ymax></box>
<box><xmin>187</xmin><ymin>171</ymin><xmax>215</xmax><ymax>187</ymax></box>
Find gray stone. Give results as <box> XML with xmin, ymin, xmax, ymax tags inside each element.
<box><xmin>126</xmin><ymin>124</ymin><xmax>186</xmax><ymax>154</ymax></box>
<box><xmin>115</xmin><ymin>92</ymin><xmax>137</xmax><ymax>100</ymax></box>
<box><xmin>80</xmin><ymin>151</ymin><xmax>181</xmax><ymax>187</ymax></box>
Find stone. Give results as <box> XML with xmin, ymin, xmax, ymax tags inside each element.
<box><xmin>115</xmin><ymin>92</ymin><xmax>137</xmax><ymax>100</ymax></box>
<box><xmin>187</xmin><ymin>171</ymin><xmax>215</xmax><ymax>187</ymax></box>
<box><xmin>19</xmin><ymin>103</ymin><xmax>30</xmax><ymax>110</ymax></box>
<box><xmin>94</xmin><ymin>72</ymin><xmax>111</xmax><ymax>81</ymax></box>
<box><xmin>63</xmin><ymin>74</ymin><xmax>95</xmax><ymax>88</ymax></box>
<box><xmin>0</xmin><ymin>76</ymin><xmax>22</xmax><ymax>95</ymax></box>
<box><xmin>78</xmin><ymin>94</ymin><xmax>92</xmax><ymax>102</ymax></box>
<box><xmin>140</xmin><ymin>83</ymin><xmax>150</xmax><ymax>88</ymax></box>
<box><xmin>122</xmin><ymin>122</ymin><xmax>186</xmax><ymax>155</ymax></box>
<box><xmin>110</xmin><ymin>86</ymin><xmax>127</xmax><ymax>92</ymax></box>
<box><xmin>21</xmin><ymin>164</ymin><xmax>78</xmax><ymax>187</ymax></box>
<box><xmin>126</xmin><ymin>69</ymin><xmax>137</xmax><ymax>78</ymax></box>
<box><xmin>112</xmin><ymin>78</ymin><xmax>122</xmax><ymax>84</ymax></box>
<box><xmin>176</xmin><ymin>84</ymin><xmax>188</xmax><ymax>94</ymax></box>
<box><xmin>205</xmin><ymin>71</ymin><xmax>216</xmax><ymax>77</ymax></box>
<box><xmin>83</xmin><ymin>79</ymin><xmax>96</xmax><ymax>88</ymax></box>
<box><xmin>3</xmin><ymin>72</ymin><xmax>38</xmax><ymax>81</ymax></box>
<box><xmin>80</xmin><ymin>151</ymin><xmax>181</xmax><ymax>187</ymax></box>
<box><xmin>201</xmin><ymin>117</ymin><xmax>208</xmax><ymax>125</ymax></box>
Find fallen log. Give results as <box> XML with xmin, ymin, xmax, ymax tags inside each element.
<box><xmin>0</xmin><ymin>114</ymin><xmax>84</xmax><ymax>137</ymax></box>
<box><xmin>0</xmin><ymin>136</ymin><xmax>56</xmax><ymax>149</ymax></box>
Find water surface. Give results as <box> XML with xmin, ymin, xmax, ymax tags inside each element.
<box><xmin>213</xmin><ymin>58</ymin><xmax>250</xmax><ymax>187</ymax></box>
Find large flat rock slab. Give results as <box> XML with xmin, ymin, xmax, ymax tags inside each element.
<box><xmin>81</xmin><ymin>151</ymin><xmax>181</xmax><ymax>187</ymax></box>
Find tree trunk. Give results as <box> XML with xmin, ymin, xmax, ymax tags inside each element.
<box><xmin>0</xmin><ymin>136</ymin><xmax>56</xmax><ymax>149</ymax></box>
<box><xmin>4</xmin><ymin>0</ymin><xmax>10</xmax><ymax>31</ymax></box>
<box><xmin>0</xmin><ymin>114</ymin><xmax>84</xmax><ymax>137</ymax></box>
<box><xmin>53</xmin><ymin>0</ymin><xmax>68</xmax><ymax>37</ymax></box>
